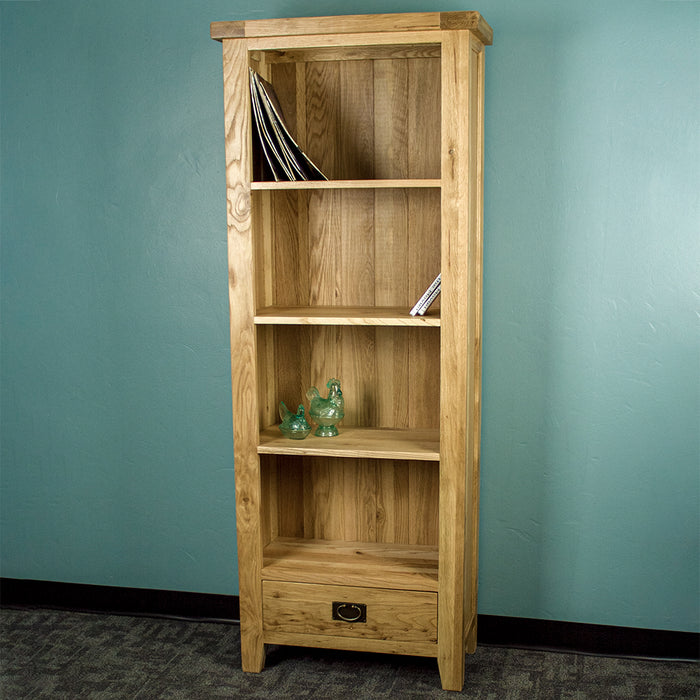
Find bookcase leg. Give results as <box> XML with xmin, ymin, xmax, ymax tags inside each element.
<box><xmin>438</xmin><ymin>654</ymin><xmax>465</xmax><ymax>692</ymax></box>
<box><xmin>240</xmin><ymin>630</ymin><xmax>266</xmax><ymax>673</ymax></box>
<box><xmin>466</xmin><ymin>616</ymin><xmax>478</xmax><ymax>654</ymax></box>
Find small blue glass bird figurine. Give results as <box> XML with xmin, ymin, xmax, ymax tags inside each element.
<box><xmin>306</xmin><ymin>378</ymin><xmax>344</xmax><ymax>437</ymax></box>
<box><xmin>278</xmin><ymin>401</ymin><xmax>312</xmax><ymax>440</ymax></box>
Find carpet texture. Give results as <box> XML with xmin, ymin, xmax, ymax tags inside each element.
<box><xmin>1</xmin><ymin>608</ymin><xmax>697</xmax><ymax>698</ymax></box>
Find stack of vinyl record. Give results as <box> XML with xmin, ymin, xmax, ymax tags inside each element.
<box><xmin>249</xmin><ymin>69</ymin><xmax>327</xmax><ymax>182</ymax></box>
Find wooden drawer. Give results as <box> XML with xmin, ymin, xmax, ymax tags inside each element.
<box><xmin>262</xmin><ymin>580</ymin><xmax>437</xmax><ymax>643</ymax></box>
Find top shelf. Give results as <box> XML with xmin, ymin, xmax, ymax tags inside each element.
<box><xmin>251</xmin><ymin>179</ymin><xmax>441</xmax><ymax>191</ymax></box>
<box><xmin>211</xmin><ymin>11</ymin><xmax>493</xmax><ymax>46</ymax></box>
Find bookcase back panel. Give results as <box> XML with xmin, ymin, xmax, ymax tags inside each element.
<box><xmin>264</xmin><ymin>56</ymin><xmax>440</xmax><ymax>180</ymax></box>
<box><xmin>261</xmin><ymin>455</ymin><xmax>439</xmax><ymax>546</ymax></box>
<box><xmin>257</xmin><ymin>325</ymin><xmax>440</xmax><ymax>430</ymax></box>
<box><xmin>253</xmin><ymin>189</ymin><xmax>441</xmax><ymax>310</ymax></box>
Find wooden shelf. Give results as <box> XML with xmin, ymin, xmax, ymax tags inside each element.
<box><xmin>251</xmin><ymin>179</ymin><xmax>441</xmax><ymax>190</ymax></box>
<box><xmin>258</xmin><ymin>426</ymin><xmax>440</xmax><ymax>461</ymax></box>
<box><xmin>262</xmin><ymin>537</ymin><xmax>439</xmax><ymax>591</ymax></box>
<box><xmin>254</xmin><ymin>306</ymin><xmax>440</xmax><ymax>327</ymax></box>
<box><xmin>211</xmin><ymin>11</ymin><xmax>493</xmax><ymax>47</ymax></box>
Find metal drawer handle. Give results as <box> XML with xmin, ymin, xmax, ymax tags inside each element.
<box><xmin>332</xmin><ymin>601</ymin><xmax>367</xmax><ymax>623</ymax></box>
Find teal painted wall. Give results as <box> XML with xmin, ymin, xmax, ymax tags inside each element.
<box><xmin>1</xmin><ymin>1</ymin><xmax>697</xmax><ymax>633</ymax></box>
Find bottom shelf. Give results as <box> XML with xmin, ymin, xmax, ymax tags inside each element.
<box><xmin>261</xmin><ymin>537</ymin><xmax>439</xmax><ymax>592</ymax></box>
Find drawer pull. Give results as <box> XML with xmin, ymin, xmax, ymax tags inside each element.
<box><xmin>332</xmin><ymin>601</ymin><xmax>367</xmax><ymax>623</ymax></box>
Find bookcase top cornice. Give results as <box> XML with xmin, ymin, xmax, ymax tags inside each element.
<box><xmin>211</xmin><ymin>11</ymin><xmax>492</xmax><ymax>46</ymax></box>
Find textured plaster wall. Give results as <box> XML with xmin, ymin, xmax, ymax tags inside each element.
<box><xmin>1</xmin><ymin>0</ymin><xmax>698</xmax><ymax>632</ymax></box>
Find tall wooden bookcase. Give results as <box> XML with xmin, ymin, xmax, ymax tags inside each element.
<box><xmin>211</xmin><ymin>12</ymin><xmax>492</xmax><ymax>692</ymax></box>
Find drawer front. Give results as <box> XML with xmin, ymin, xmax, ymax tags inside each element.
<box><xmin>262</xmin><ymin>581</ymin><xmax>437</xmax><ymax>643</ymax></box>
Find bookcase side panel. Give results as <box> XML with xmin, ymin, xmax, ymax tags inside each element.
<box><xmin>222</xmin><ymin>37</ymin><xmax>265</xmax><ymax>673</ymax></box>
<box><xmin>464</xmin><ymin>34</ymin><xmax>487</xmax><ymax>653</ymax></box>
<box><xmin>438</xmin><ymin>29</ymin><xmax>473</xmax><ymax>692</ymax></box>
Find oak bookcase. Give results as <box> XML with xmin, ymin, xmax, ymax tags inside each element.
<box><xmin>211</xmin><ymin>12</ymin><xmax>492</xmax><ymax>691</ymax></box>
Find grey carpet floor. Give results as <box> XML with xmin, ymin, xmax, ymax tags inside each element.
<box><xmin>0</xmin><ymin>608</ymin><xmax>697</xmax><ymax>699</ymax></box>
